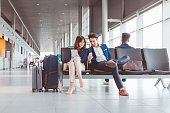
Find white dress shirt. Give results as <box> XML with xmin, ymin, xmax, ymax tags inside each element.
<box><xmin>93</xmin><ymin>46</ymin><xmax>107</xmax><ymax>62</ymax></box>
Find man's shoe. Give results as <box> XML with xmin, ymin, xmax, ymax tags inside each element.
<box><xmin>122</xmin><ymin>78</ymin><xmax>126</xmax><ymax>82</ymax></box>
<box><xmin>119</xmin><ymin>88</ymin><xmax>129</xmax><ymax>96</ymax></box>
<box><xmin>105</xmin><ymin>60</ymin><xmax>117</xmax><ymax>68</ymax></box>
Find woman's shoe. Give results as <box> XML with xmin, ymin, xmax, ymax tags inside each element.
<box><xmin>65</xmin><ymin>87</ymin><xmax>75</xmax><ymax>95</ymax></box>
<box><xmin>80</xmin><ymin>82</ymin><xmax>84</xmax><ymax>88</ymax></box>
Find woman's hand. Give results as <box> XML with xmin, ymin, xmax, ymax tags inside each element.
<box><xmin>71</xmin><ymin>55</ymin><xmax>74</xmax><ymax>60</ymax></box>
<box><xmin>76</xmin><ymin>54</ymin><xmax>80</xmax><ymax>58</ymax></box>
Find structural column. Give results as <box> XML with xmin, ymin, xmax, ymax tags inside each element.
<box><xmin>57</xmin><ymin>44</ymin><xmax>59</xmax><ymax>55</ymax></box>
<box><xmin>78</xmin><ymin>5</ymin><xmax>82</xmax><ymax>35</ymax></box>
<box><xmin>60</xmin><ymin>39</ymin><xmax>62</xmax><ymax>54</ymax></box>
<box><xmin>120</xmin><ymin>22</ymin><xmax>125</xmax><ymax>35</ymax></box>
<box><xmin>136</xmin><ymin>12</ymin><xmax>143</xmax><ymax>48</ymax></box>
<box><xmin>62</xmin><ymin>37</ymin><xmax>64</xmax><ymax>48</ymax></box>
<box><xmin>0</xmin><ymin>0</ymin><xmax>1</xmax><ymax>17</ymax></box>
<box><xmin>69</xmin><ymin>23</ymin><xmax>73</xmax><ymax>46</ymax></box>
<box><xmin>64</xmin><ymin>33</ymin><xmax>67</xmax><ymax>47</ymax></box>
<box><xmin>27</xmin><ymin>51</ymin><xmax>30</xmax><ymax>71</ymax></box>
<box><xmin>102</xmin><ymin>0</ymin><xmax>109</xmax><ymax>44</ymax></box>
<box><xmin>53</xmin><ymin>40</ymin><xmax>57</xmax><ymax>55</ymax></box>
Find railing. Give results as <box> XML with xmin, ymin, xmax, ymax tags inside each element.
<box><xmin>0</xmin><ymin>0</ymin><xmax>40</xmax><ymax>55</ymax></box>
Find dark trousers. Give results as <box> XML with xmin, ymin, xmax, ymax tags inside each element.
<box><xmin>94</xmin><ymin>56</ymin><xmax>130</xmax><ymax>89</ymax></box>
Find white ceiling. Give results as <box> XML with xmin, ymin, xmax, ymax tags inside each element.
<box><xmin>10</xmin><ymin>0</ymin><xmax>88</xmax><ymax>52</ymax></box>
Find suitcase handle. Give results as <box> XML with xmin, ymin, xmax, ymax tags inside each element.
<box><xmin>48</xmin><ymin>70</ymin><xmax>58</xmax><ymax>74</ymax></box>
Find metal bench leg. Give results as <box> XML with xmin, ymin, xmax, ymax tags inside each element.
<box><xmin>58</xmin><ymin>80</ymin><xmax>62</xmax><ymax>93</ymax></box>
<box><xmin>154</xmin><ymin>78</ymin><xmax>161</xmax><ymax>86</ymax></box>
<box><xmin>154</xmin><ymin>78</ymin><xmax>166</xmax><ymax>88</ymax></box>
<box><xmin>160</xmin><ymin>79</ymin><xmax>166</xmax><ymax>88</ymax></box>
<box><xmin>167</xmin><ymin>82</ymin><xmax>170</xmax><ymax>89</ymax></box>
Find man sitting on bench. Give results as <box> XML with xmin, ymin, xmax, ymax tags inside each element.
<box><xmin>87</xmin><ymin>33</ymin><xmax>130</xmax><ymax>96</ymax></box>
<box><xmin>105</xmin><ymin>33</ymin><xmax>134</xmax><ymax>84</ymax></box>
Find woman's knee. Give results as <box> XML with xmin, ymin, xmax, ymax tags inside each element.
<box><xmin>73</xmin><ymin>57</ymin><xmax>81</xmax><ymax>61</ymax></box>
<box><xmin>68</xmin><ymin>61</ymin><xmax>74</xmax><ymax>65</ymax></box>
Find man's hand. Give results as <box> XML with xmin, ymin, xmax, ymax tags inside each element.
<box><xmin>88</xmin><ymin>54</ymin><xmax>93</xmax><ymax>62</ymax></box>
<box><xmin>106</xmin><ymin>60</ymin><xmax>115</xmax><ymax>64</ymax></box>
<box><xmin>105</xmin><ymin>60</ymin><xmax>117</xmax><ymax>68</ymax></box>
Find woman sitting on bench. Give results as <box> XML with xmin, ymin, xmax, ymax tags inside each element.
<box><xmin>66</xmin><ymin>35</ymin><xmax>88</xmax><ymax>94</ymax></box>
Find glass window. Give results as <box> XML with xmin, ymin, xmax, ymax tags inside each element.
<box><xmin>109</xmin><ymin>26</ymin><xmax>120</xmax><ymax>47</ymax></box>
<box><xmin>128</xmin><ymin>32</ymin><xmax>136</xmax><ymax>47</ymax></box>
<box><xmin>125</xmin><ymin>18</ymin><xmax>137</xmax><ymax>47</ymax></box>
<box><xmin>113</xmin><ymin>26</ymin><xmax>120</xmax><ymax>38</ymax></box>
<box><xmin>125</xmin><ymin>18</ymin><xmax>136</xmax><ymax>33</ymax></box>
<box><xmin>142</xmin><ymin>4</ymin><xmax>162</xmax><ymax>48</ymax></box>
<box><xmin>98</xmin><ymin>35</ymin><xmax>102</xmax><ymax>44</ymax></box>
<box><xmin>143</xmin><ymin>22</ymin><xmax>162</xmax><ymax>48</ymax></box>
<box><xmin>143</xmin><ymin>4</ymin><xmax>162</xmax><ymax>27</ymax></box>
<box><xmin>82</xmin><ymin>6</ymin><xmax>89</xmax><ymax>38</ymax></box>
<box><xmin>109</xmin><ymin>40</ymin><xmax>114</xmax><ymax>48</ymax></box>
<box><xmin>113</xmin><ymin>38</ymin><xmax>121</xmax><ymax>48</ymax></box>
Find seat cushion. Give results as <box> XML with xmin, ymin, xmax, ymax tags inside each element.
<box><xmin>150</xmin><ymin>70</ymin><xmax>170</xmax><ymax>75</ymax></box>
<box><xmin>63</xmin><ymin>70</ymin><xmax>91</xmax><ymax>75</ymax></box>
<box><xmin>120</xmin><ymin>70</ymin><xmax>152</xmax><ymax>75</ymax></box>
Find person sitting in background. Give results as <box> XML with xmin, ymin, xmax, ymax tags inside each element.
<box><xmin>116</xmin><ymin>33</ymin><xmax>134</xmax><ymax>82</ymax></box>
<box><xmin>65</xmin><ymin>35</ymin><xmax>88</xmax><ymax>94</ymax></box>
<box><xmin>116</xmin><ymin>33</ymin><xmax>134</xmax><ymax>49</ymax></box>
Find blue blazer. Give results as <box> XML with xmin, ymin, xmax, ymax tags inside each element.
<box><xmin>88</xmin><ymin>44</ymin><xmax>114</xmax><ymax>63</ymax></box>
<box><xmin>115</xmin><ymin>43</ymin><xmax>134</xmax><ymax>48</ymax></box>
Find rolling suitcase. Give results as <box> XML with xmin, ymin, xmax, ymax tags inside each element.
<box><xmin>43</xmin><ymin>55</ymin><xmax>59</xmax><ymax>92</ymax></box>
<box><xmin>32</xmin><ymin>66</ymin><xmax>43</xmax><ymax>92</ymax></box>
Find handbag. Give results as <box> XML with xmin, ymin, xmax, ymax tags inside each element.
<box><xmin>123</xmin><ymin>60</ymin><xmax>143</xmax><ymax>71</ymax></box>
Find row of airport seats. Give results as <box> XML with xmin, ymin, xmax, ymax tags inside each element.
<box><xmin>60</xmin><ymin>48</ymin><xmax>170</xmax><ymax>88</ymax></box>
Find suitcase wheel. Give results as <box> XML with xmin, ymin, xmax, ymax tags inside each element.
<box><xmin>53</xmin><ymin>89</ymin><xmax>56</xmax><ymax>92</ymax></box>
<box><xmin>32</xmin><ymin>89</ymin><xmax>35</xmax><ymax>92</ymax></box>
<box><xmin>38</xmin><ymin>89</ymin><xmax>43</xmax><ymax>92</ymax></box>
<box><xmin>56</xmin><ymin>89</ymin><xmax>58</xmax><ymax>92</ymax></box>
<box><xmin>45</xmin><ymin>89</ymin><xmax>48</xmax><ymax>92</ymax></box>
<box><xmin>52</xmin><ymin>89</ymin><xmax>58</xmax><ymax>92</ymax></box>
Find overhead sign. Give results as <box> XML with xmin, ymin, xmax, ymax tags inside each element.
<box><xmin>8</xmin><ymin>39</ymin><xmax>13</xmax><ymax>44</ymax></box>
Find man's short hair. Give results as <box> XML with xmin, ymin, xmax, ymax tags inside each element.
<box><xmin>122</xmin><ymin>33</ymin><xmax>130</xmax><ymax>40</ymax></box>
<box><xmin>88</xmin><ymin>33</ymin><xmax>98</xmax><ymax>39</ymax></box>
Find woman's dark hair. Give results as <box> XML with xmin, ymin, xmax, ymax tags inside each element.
<box><xmin>88</xmin><ymin>33</ymin><xmax>98</xmax><ymax>39</ymax></box>
<box><xmin>74</xmin><ymin>35</ymin><xmax>86</xmax><ymax>50</ymax></box>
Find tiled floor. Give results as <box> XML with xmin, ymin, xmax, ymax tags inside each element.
<box><xmin>0</xmin><ymin>69</ymin><xmax>170</xmax><ymax>113</ymax></box>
